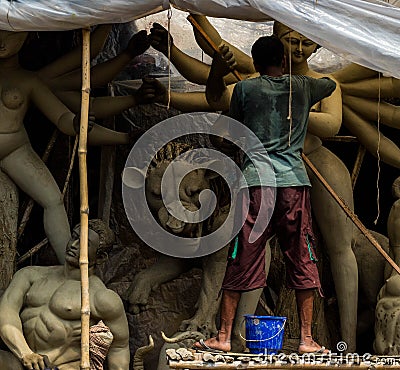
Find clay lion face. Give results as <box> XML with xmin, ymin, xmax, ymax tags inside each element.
<box><xmin>123</xmin><ymin>158</ymin><xmax>220</xmax><ymax>237</ymax></box>
<box><xmin>0</xmin><ymin>30</ymin><xmax>28</xmax><ymax>58</ymax></box>
<box><xmin>273</xmin><ymin>22</ymin><xmax>318</xmax><ymax>64</ymax></box>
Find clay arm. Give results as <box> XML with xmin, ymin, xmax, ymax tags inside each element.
<box><xmin>206</xmin><ymin>44</ymin><xmax>237</xmax><ymax>111</ymax></box>
<box><xmin>90</xmin><ymin>30</ymin><xmax>150</xmax><ymax>88</ymax></box>
<box><xmin>38</xmin><ymin>24</ymin><xmax>112</xmax><ymax>81</ymax></box>
<box><xmin>332</xmin><ymin>63</ymin><xmax>379</xmax><ymax>84</ymax></box>
<box><xmin>45</xmin><ymin>30</ymin><xmax>150</xmax><ymax>92</ymax></box>
<box><xmin>139</xmin><ymin>77</ymin><xmax>213</xmax><ymax>112</ymax></box>
<box><xmin>56</xmin><ymin>91</ymin><xmax>138</xmax><ymax>119</ymax></box>
<box><xmin>150</xmin><ymin>22</ymin><xmax>211</xmax><ymax>85</ymax></box>
<box><xmin>149</xmin><ymin>23</ymin><xmax>239</xmax><ymax>86</ymax></box>
<box><xmin>0</xmin><ymin>269</ymin><xmax>45</xmax><ymax>369</ymax></box>
<box><xmin>342</xmin><ymin>104</ymin><xmax>400</xmax><ymax>168</ymax></box>
<box><xmin>341</xmin><ymin>76</ymin><xmax>400</xmax><ymax>99</ymax></box>
<box><xmin>55</xmin><ymin>80</ymin><xmax>159</xmax><ymax>120</ymax></box>
<box><xmin>307</xmin><ymin>78</ymin><xmax>342</xmax><ymax>137</ymax></box>
<box><xmin>342</xmin><ymin>96</ymin><xmax>400</xmax><ymax>130</ymax></box>
<box><xmin>30</xmin><ymin>76</ymin><xmax>129</xmax><ymax>145</ymax></box>
<box><xmin>189</xmin><ymin>14</ymin><xmax>256</xmax><ymax>75</ymax></box>
<box><xmin>95</xmin><ymin>290</ymin><xmax>130</xmax><ymax>370</ymax></box>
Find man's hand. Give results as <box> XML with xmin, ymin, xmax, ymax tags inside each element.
<box><xmin>211</xmin><ymin>43</ymin><xmax>237</xmax><ymax>78</ymax></box>
<box><xmin>149</xmin><ymin>23</ymin><xmax>173</xmax><ymax>55</ymax></box>
<box><xmin>125</xmin><ymin>30</ymin><xmax>150</xmax><ymax>58</ymax></box>
<box><xmin>73</xmin><ymin>112</ymin><xmax>95</xmax><ymax>135</ymax></box>
<box><xmin>134</xmin><ymin>77</ymin><xmax>167</xmax><ymax>105</ymax></box>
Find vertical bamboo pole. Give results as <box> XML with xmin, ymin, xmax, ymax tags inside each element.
<box><xmin>79</xmin><ymin>27</ymin><xmax>91</xmax><ymax>370</ymax></box>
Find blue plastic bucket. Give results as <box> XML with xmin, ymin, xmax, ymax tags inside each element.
<box><xmin>244</xmin><ymin>315</ymin><xmax>286</xmax><ymax>355</ymax></box>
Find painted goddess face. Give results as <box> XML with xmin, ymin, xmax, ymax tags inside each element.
<box><xmin>0</xmin><ymin>30</ymin><xmax>28</xmax><ymax>59</ymax></box>
<box><xmin>273</xmin><ymin>22</ymin><xmax>318</xmax><ymax>64</ymax></box>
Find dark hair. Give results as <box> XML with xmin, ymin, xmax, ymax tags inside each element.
<box><xmin>88</xmin><ymin>219</ymin><xmax>115</xmax><ymax>256</ymax></box>
<box><xmin>251</xmin><ymin>35</ymin><xmax>284</xmax><ymax>69</ymax></box>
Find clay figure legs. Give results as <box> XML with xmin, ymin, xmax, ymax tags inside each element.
<box><xmin>307</xmin><ymin>146</ymin><xmax>358</xmax><ymax>352</ymax></box>
<box><xmin>1</xmin><ymin>143</ymin><xmax>70</xmax><ymax>263</ymax></box>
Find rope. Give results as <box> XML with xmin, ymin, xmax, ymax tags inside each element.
<box><xmin>374</xmin><ymin>74</ymin><xmax>382</xmax><ymax>225</ymax></box>
<box><xmin>167</xmin><ymin>8</ymin><xmax>172</xmax><ymax>111</ymax></box>
<box><xmin>287</xmin><ymin>34</ymin><xmax>293</xmax><ymax>147</ymax></box>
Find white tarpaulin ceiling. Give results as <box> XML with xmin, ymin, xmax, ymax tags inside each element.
<box><xmin>1</xmin><ymin>0</ymin><xmax>400</xmax><ymax>78</ymax></box>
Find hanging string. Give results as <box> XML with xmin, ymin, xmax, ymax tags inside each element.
<box><xmin>167</xmin><ymin>8</ymin><xmax>173</xmax><ymax>111</ymax></box>
<box><xmin>6</xmin><ymin>0</ymin><xmax>16</xmax><ymax>30</ymax></box>
<box><xmin>374</xmin><ymin>74</ymin><xmax>382</xmax><ymax>225</ymax></box>
<box><xmin>287</xmin><ymin>34</ymin><xmax>293</xmax><ymax>147</ymax></box>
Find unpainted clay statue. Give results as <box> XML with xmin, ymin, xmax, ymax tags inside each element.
<box><xmin>374</xmin><ymin>177</ymin><xmax>400</xmax><ymax>354</ymax></box>
<box><xmin>0</xmin><ymin>29</ymin><xmax>155</xmax><ymax>263</ymax></box>
<box><xmin>0</xmin><ymin>219</ymin><xmax>129</xmax><ymax>370</ymax></box>
<box><xmin>332</xmin><ymin>64</ymin><xmax>400</xmax><ymax>168</ymax></box>
<box><xmin>124</xmin><ymin>143</ymin><xmax>230</xmax><ymax>336</ymax></box>
<box><xmin>144</xmin><ymin>17</ymin><xmax>358</xmax><ymax>352</ymax></box>
<box><xmin>35</xmin><ymin>26</ymin><xmax>153</xmax><ymax>119</ymax></box>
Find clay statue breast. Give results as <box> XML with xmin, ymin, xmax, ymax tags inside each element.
<box><xmin>1</xmin><ymin>87</ymin><xmax>24</xmax><ymax>110</ymax></box>
<box><xmin>49</xmin><ymin>281</ymin><xmax>82</xmax><ymax>320</ymax></box>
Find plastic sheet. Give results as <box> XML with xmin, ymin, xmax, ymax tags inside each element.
<box><xmin>0</xmin><ymin>0</ymin><xmax>167</xmax><ymax>31</ymax></box>
<box><xmin>172</xmin><ymin>0</ymin><xmax>400</xmax><ymax>78</ymax></box>
<box><xmin>0</xmin><ymin>0</ymin><xmax>399</xmax><ymax>77</ymax></box>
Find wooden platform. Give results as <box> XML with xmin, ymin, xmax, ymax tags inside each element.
<box><xmin>167</xmin><ymin>349</ymin><xmax>400</xmax><ymax>369</ymax></box>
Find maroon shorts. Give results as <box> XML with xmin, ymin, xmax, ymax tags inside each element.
<box><xmin>222</xmin><ymin>186</ymin><xmax>321</xmax><ymax>292</ymax></box>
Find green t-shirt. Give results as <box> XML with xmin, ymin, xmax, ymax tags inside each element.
<box><xmin>229</xmin><ymin>74</ymin><xmax>336</xmax><ymax>187</ymax></box>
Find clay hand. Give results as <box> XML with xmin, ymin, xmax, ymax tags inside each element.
<box><xmin>135</xmin><ymin>77</ymin><xmax>167</xmax><ymax>105</ymax></box>
<box><xmin>73</xmin><ymin>112</ymin><xmax>95</xmax><ymax>135</ymax></box>
<box><xmin>211</xmin><ymin>43</ymin><xmax>237</xmax><ymax>77</ymax></box>
<box><xmin>149</xmin><ymin>23</ymin><xmax>173</xmax><ymax>55</ymax></box>
<box><xmin>21</xmin><ymin>352</ymin><xmax>46</xmax><ymax>370</ymax></box>
<box><xmin>125</xmin><ymin>30</ymin><xmax>150</xmax><ymax>58</ymax></box>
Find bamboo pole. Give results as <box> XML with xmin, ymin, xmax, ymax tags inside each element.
<box><xmin>79</xmin><ymin>27</ymin><xmax>91</xmax><ymax>370</ymax></box>
<box><xmin>351</xmin><ymin>145</ymin><xmax>366</xmax><ymax>189</ymax></box>
<box><xmin>188</xmin><ymin>16</ymin><xmax>400</xmax><ymax>275</ymax></box>
<box><xmin>187</xmin><ymin>15</ymin><xmax>242</xmax><ymax>82</ymax></box>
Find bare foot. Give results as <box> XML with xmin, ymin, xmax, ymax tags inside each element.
<box><xmin>193</xmin><ymin>336</ymin><xmax>231</xmax><ymax>352</ymax></box>
<box><xmin>298</xmin><ymin>338</ymin><xmax>330</xmax><ymax>354</ymax></box>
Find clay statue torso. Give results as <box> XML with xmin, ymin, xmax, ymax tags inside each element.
<box><xmin>19</xmin><ymin>266</ymin><xmax>103</xmax><ymax>367</ymax></box>
<box><xmin>0</xmin><ymin>69</ymin><xmax>33</xmax><ymax>157</ymax></box>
